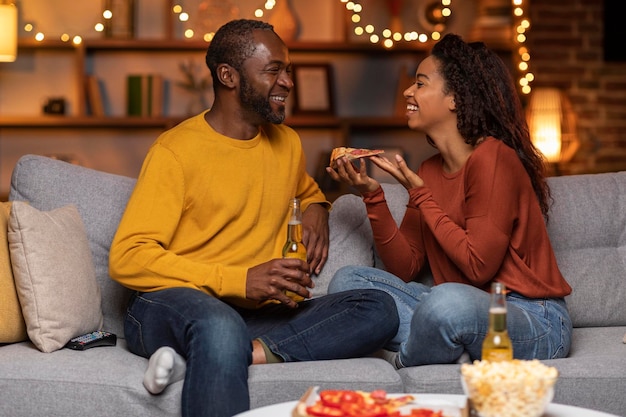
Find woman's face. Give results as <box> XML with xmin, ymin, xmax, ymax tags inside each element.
<box><xmin>403</xmin><ymin>56</ymin><xmax>456</xmax><ymax>134</ymax></box>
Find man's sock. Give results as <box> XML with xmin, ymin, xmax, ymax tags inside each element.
<box><xmin>143</xmin><ymin>346</ymin><xmax>187</xmax><ymax>395</ymax></box>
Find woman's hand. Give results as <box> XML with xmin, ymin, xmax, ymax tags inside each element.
<box><xmin>369</xmin><ymin>154</ymin><xmax>424</xmax><ymax>190</ymax></box>
<box><xmin>326</xmin><ymin>157</ymin><xmax>381</xmax><ymax>195</ymax></box>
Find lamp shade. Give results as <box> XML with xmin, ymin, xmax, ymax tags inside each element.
<box><xmin>527</xmin><ymin>87</ymin><xmax>579</xmax><ymax>164</ymax></box>
<box><xmin>0</xmin><ymin>3</ymin><xmax>17</xmax><ymax>62</ymax></box>
<box><xmin>527</xmin><ymin>88</ymin><xmax>562</xmax><ymax>163</ymax></box>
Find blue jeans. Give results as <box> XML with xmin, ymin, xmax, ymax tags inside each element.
<box><xmin>124</xmin><ymin>287</ymin><xmax>398</xmax><ymax>417</ymax></box>
<box><xmin>328</xmin><ymin>266</ymin><xmax>572</xmax><ymax>367</ymax></box>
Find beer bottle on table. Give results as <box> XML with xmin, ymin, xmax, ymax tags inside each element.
<box><xmin>282</xmin><ymin>198</ymin><xmax>306</xmax><ymax>302</ymax></box>
<box><xmin>481</xmin><ymin>282</ymin><xmax>513</xmax><ymax>361</ymax></box>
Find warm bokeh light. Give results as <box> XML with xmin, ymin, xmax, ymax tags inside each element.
<box><xmin>343</xmin><ymin>0</ymin><xmax>452</xmax><ymax>47</ymax></box>
<box><xmin>513</xmin><ymin>0</ymin><xmax>532</xmax><ymax>95</ymax></box>
<box><xmin>528</xmin><ymin>89</ymin><xmax>562</xmax><ymax>162</ymax></box>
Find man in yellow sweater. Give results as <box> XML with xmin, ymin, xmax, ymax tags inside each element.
<box><xmin>109</xmin><ymin>19</ymin><xmax>399</xmax><ymax>417</ymax></box>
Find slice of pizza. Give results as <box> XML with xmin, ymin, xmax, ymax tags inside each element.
<box><xmin>329</xmin><ymin>147</ymin><xmax>385</xmax><ymax>168</ymax></box>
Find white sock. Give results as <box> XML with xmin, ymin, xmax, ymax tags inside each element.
<box><xmin>143</xmin><ymin>346</ymin><xmax>187</xmax><ymax>395</ymax></box>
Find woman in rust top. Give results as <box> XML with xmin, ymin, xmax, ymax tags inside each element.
<box><xmin>326</xmin><ymin>34</ymin><xmax>572</xmax><ymax>367</ymax></box>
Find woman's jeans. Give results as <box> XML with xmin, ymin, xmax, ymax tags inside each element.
<box><xmin>328</xmin><ymin>266</ymin><xmax>573</xmax><ymax>368</ymax></box>
<box><xmin>124</xmin><ymin>287</ymin><xmax>399</xmax><ymax>417</ymax></box>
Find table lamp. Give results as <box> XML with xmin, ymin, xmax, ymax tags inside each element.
<box><xmin>527</xmin><ymin>87</ymin><xmax>580</xmax><ymax>171</ymax></box>
<box><xmin>0</xmin><ymin>1</ymin><xmax>17</xmax><ymax>62</ymax></box>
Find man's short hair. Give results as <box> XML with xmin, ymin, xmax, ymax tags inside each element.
<box><xmin>205</xmin><ymin>19</ymin><xmax>275</xmax><ymax>84</ymax></box>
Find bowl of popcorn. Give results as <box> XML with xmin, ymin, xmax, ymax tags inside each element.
<box><xmin>461</xmin><ymin>359</ymin><xmax>558</xmax><ymax>417</ymax></box>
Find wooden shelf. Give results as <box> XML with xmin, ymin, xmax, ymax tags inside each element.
<box><xmin>0</xmin><ymin>116</ymin><xmax>180</xmax><ymax>129</ymax></box>
<box><xmin>17</xmin><ymin>39</ymin><xmax>80</xmax><ymax>50</ymax></box>
<box><xmin>18</xmin><ymin>38</ymin><xmax>512</xmax><ymax>54</ymax></box>
<box><xmin>0</xmin><ymin>115</ymin><xmax>406</xmax><ymax>130</ymax></box>
<box><xmin>17</xmin><ymin>39</ymin><xmax>434</xmax><ymax>54</ymax></box>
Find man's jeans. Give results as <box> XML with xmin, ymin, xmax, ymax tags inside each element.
<box><xmin>328</xmin><ymin>266</ymin><xmax>572</xmax><ymax>367</ymax></box>
<box><xmin>124</xmin><ymin>287</ymin><xmax>399</xmax><ymax>417</ymax></box>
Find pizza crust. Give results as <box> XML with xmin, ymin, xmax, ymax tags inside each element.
<box><xmin>329</xmin><ymin>147</ymin><xmax>385</xmax><ymax>168</ymax></box>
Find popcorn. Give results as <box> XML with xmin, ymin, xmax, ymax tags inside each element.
<box><xmin>461</xmin><ymin>359</ymin><xmax>558</xmax><ymax>417</ymax></box>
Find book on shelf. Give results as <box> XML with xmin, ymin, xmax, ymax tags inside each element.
<box><xmin>127</xmin><ymin>74</ymin><xmax>163</xmax><ymax>117</ymax></box>
<box><xmin>85</xmin><ymin>75</ymin><xmax>106</xmax><ymax>117</ymax></box>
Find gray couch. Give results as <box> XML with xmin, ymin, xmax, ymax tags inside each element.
<box><xmin>1</xmin><ymin>154</ymin><xmax>625</xmax><ymax>417</ymax></box>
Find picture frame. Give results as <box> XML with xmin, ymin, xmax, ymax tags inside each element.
<box><xmin>103</xmin><ymin>0</ymin><xmax>135</xmax><ymax>39</ymax></box>
<box><xmin>291</xmin><ymin>63</ymin><xmax>335</xmax><ymax>116</ymax></box>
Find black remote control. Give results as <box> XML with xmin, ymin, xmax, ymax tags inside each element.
<box><xmin>65</xmin><ymin>331</ymin><xmax>117</xmax><ymax>350</ymax></box>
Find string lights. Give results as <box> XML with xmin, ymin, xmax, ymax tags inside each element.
<box><xmin>512</xmin><ymin>0</ymin><xmax>533</xmax><ymax>95</ymax></box>
<box><xmin>23</xmin><ymin>21</ymin><xmax>87</xmax><ymax>45</ymax></box>
<box><xmin>19</xmin><ymin>0</ymin><xmax>527</xmax><ymax>80</ymax></box>
<box><xmin>22</xmin><ymin>8</ymin><xmax>109</xmax><ymax>45</ymax></box>
<box><xmin>341</xmin><ymin>0</ymin><xmax>452</xmax><ymax>48</ymax></box>
<box><xmin>171</xmin><ymin>1</ymin><xmax>278</xmax><ymax>42</ymax></box>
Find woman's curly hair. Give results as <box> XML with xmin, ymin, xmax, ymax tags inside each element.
<box><xmin>430</xmin><ymin>34</ymin><xmax>551</xmax><ymax>217</ymax></box>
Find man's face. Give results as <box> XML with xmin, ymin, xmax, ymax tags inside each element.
<box><xmin>239</xmin><ymin>70</ymin><xmax>284</xmax><ymax>124</ymax></box>
<box><xmin>238</xmin><ymin>30</ymin><xmax>293</xmax><ymax>124</ymax></box>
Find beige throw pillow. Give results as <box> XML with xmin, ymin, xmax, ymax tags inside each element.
<box><xmin>0</xmin><ymin>201</ymin><xmax>28</xmax><ymax>343</ymax></box>
<box><xmin>8</xmin><ymin>202</ymin><xmax>103</xmax><ymax>353</ymax></box>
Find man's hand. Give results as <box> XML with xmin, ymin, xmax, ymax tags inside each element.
<box><xmin>302</xmin><ymin>203</ymin><xmax>329</xmax><ymax>275</ymax></box>
<box><xmin>246</xmin><ymin>258</ymin><xmax>313</xmax><ymax>308</ymax></box>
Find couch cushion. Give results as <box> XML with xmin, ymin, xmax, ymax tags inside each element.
<box><xmin>0</xmin><ymin>341</ymin><xmax>180</xmax><ymax>417</ymax></box>
<box><xmin>546</xmin><ymin>172</ymin><xmax>626</xmax><ymax>327</ymax></box>
<box><xmin>314</xmin><ymin>184</ymin><xmax>413</xmax><ymax>297</ymax></box>
<box><xmin>0</xmin><ymin>201</ymin><xmax>28</xmax><ymax>343</ymax></box>
<box><xmin>9</xmin><ymin>155</ymin><xmax>136</xmax><ymax>337</ymax></box>
<box><xmin>313</xmin><ymin>193</ymin><xmax>374</xmax><ymax>297</ymax></box>
<box><xmin>249</xmin><ymin>358</ymin><xmax>404</xmax><ymax>408</ymax></box>
<box><xmin>398</xmin><ymin>326</ymin><xmax>626</xmax><ymax>416</ymax></box>
<box><xmin>8</xmin><ymin>202</ymin><xmax>103</xmax><ymax>352</ymax></box>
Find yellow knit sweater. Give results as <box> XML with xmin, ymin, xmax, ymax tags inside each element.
<box><xmin>109</xmin><ymin>112</ymin><xmax>328</xmax><ymax>309</ymax></box>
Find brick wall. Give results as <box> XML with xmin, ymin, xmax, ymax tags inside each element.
<box><xmin>527</xmin><ymin>0</ymin><xmax>626</xmax><ymax>174</ymax></box>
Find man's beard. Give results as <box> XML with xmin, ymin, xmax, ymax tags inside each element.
<box><xmin>239</xmin><ymin>76</ymin><xmax>285</xmax><ymax>124</ymax></box>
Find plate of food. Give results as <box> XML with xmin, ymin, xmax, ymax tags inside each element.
<box><xmin>292</xmin><ymin>387</ymin><xmax>465</xmax><ymax>417</ymax></box>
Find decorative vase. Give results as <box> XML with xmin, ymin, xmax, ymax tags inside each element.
<box><xmin>195</xmin><ymin>0</ymin><xmax>240</xmax><ymax>35</ymax></box>
<box><xmin>268</xmin><ymin>0</ymin><xmax>299</xmax><ymax>42</ymax></box>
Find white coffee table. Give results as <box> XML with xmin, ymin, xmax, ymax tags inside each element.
<box><xmin>234</xmin><ymin>393</ymin><xmax>620</xmax><ymax>417</ymax></box>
